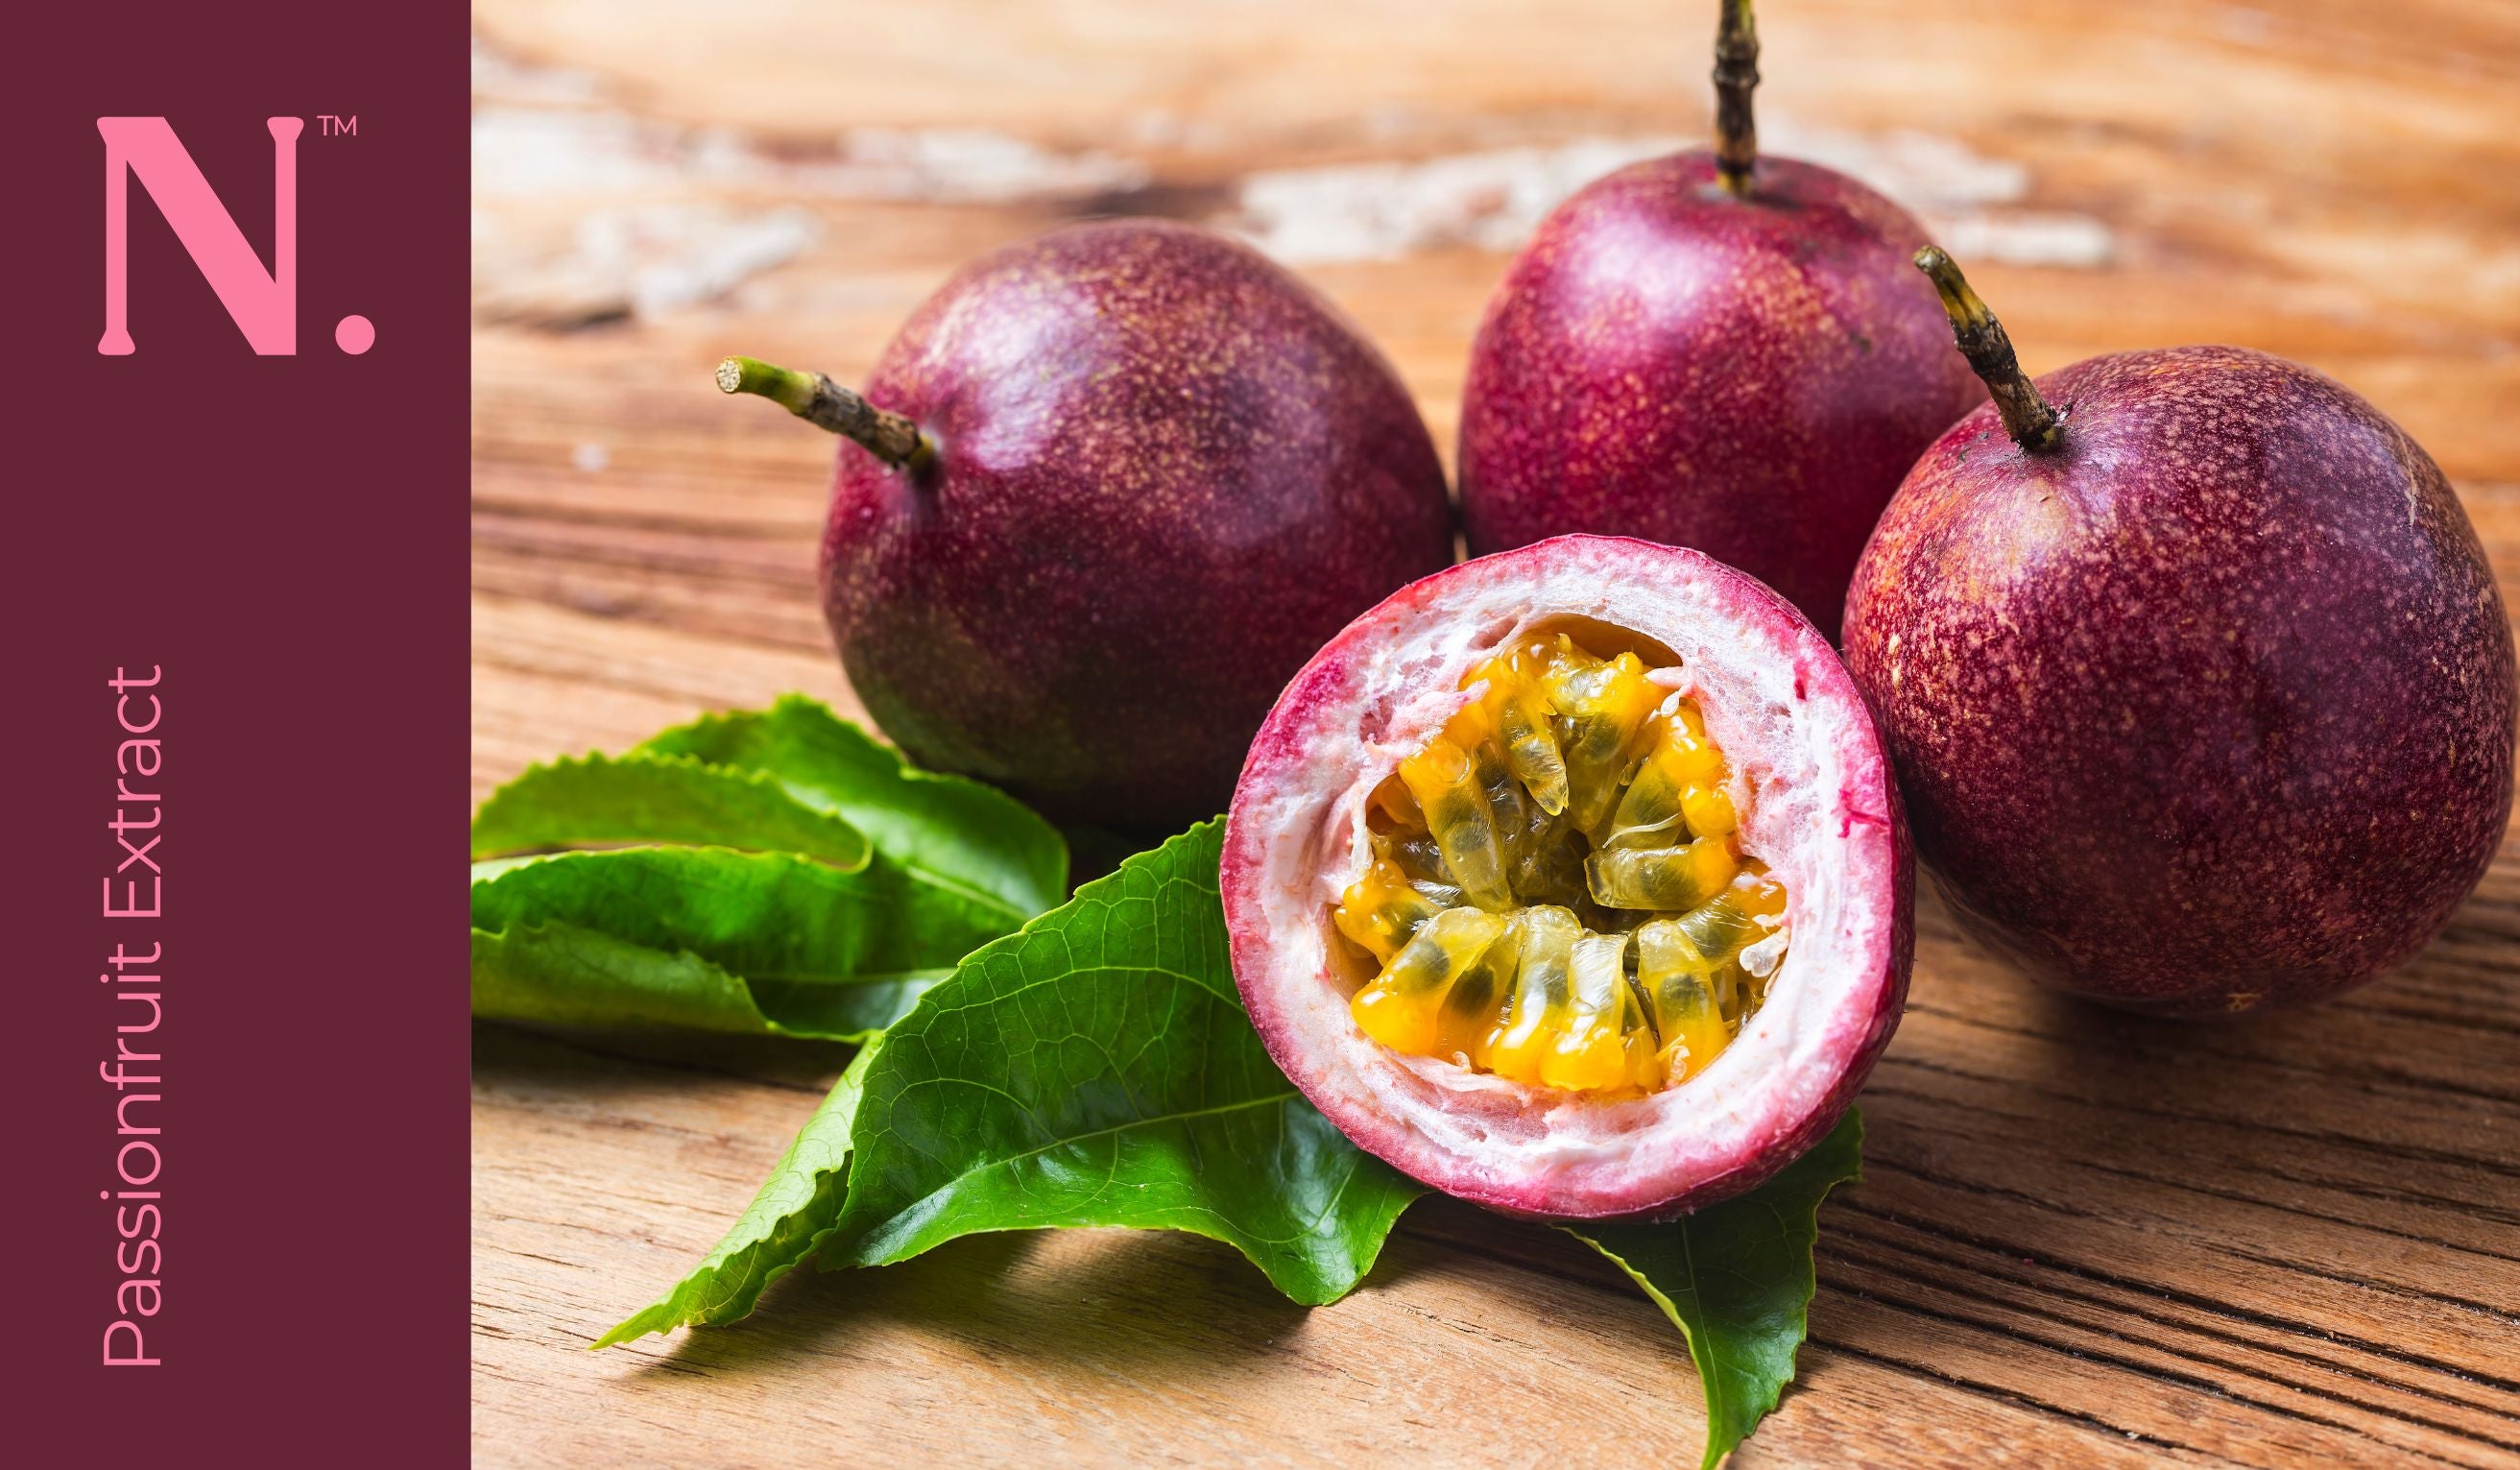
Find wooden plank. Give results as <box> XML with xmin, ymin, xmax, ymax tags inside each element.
<box><xmin>469</xmin><ymin>1</ymin><xmax>2520</xmax><ymax>1463</ymax></box>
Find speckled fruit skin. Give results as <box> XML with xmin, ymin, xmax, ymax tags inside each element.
<box><xmin>819</xmin><ymin>219</ymin><xmax>1454</xmax><ymax>831</ymax></box>
<box><xmin>1844</xmin><ymin>346</ymin><xmax>2516</xmax><ymax>1015</ymax></box>
<box><xmin>1458</xmin><ymin>152</ymin><xmax>1985</xmax><ymax>635</ymax></box>
<box><xmin>1223</xmin><ymin>537</ymin><xmax>1909</xmax><ymax>1219</ymax></box>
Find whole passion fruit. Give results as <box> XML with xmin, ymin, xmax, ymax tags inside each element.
<box><xmin>719</xmin><ymin>219</ymin><xmax>1454</xmax><ymax>831</ymax></box>
<box><xmin>1223</xmin><ymin>536</ymin><xmax>1908</xmax><ymax>1217</ymax></box>
<box><xmin>1843</xmin><ymin>250</ymin><xmax>2517</xmax><ymax>1015</ymax></box>
<box><xmin>1454</xmin><ymin>2</ymin><xmax>1983</xmax><ymax>634</ymax></box>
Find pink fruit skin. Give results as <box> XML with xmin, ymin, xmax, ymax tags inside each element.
<box><xmin>1224</xmin><ymin>537</ymin><xmax>1910</xmax><ymax>1218</ymax></box>
<box><xmin>821</xmin><ymin>219</ymin><xmax>1454</xmax><ymax>831</ymax></box>
<box><xmin>1845</xmin><ymin>347</ymin><xmax>2516</xmax><ymax>1015</ymax></box>
<box><xmin>1458</xmin><ymin>152</ymin><xmax>1985</xmax><ymax>636</ymax></box>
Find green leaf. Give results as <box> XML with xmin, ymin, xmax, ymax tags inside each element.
<box><xmin>826</xmin><ymin>820</ymin><xmax>1423</xmax><ymax>1306</ymax></box>
<box><xmin>596</xmin><ymin>1038</ymin><xmax>887</xmax><ymax>1348</ymax></box>
<box><xmin>470</xmin><ymin>923</ymin><xmax>941</xmax><ymax>1041</ymax></box>
<box><xmin>470</xmin><ymin>848</ymin><xmax>995</xmax><ymax>1039</ymax></box>
<box><xmin>470</xmin><ymin>751</ymin><xmax>872</xmax><ymax>870</ymax></box>
<box><xmin>1566</xmin><ymin>1112</ymin><xmax>1865</xmax><ymax>1470</ymax></box>
<box><xmin>470</xmin><ymin>700</ymin><xmax>1066</xmax><ymax>1040</ymax></box>
<box><xmin>636</xmin><ymin>695</ymin><xmax>1068</xmax><ymax>924</ymax></box>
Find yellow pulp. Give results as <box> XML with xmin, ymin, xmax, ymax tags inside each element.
<box><xmin>1341</xmin><ymin>634</ymin><xmax>1789</xmax><ymax>1096</ymax></box>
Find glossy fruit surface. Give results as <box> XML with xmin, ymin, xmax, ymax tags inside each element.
<box><xmin>1845</xmin><ymin>344</ymin><xmax>2515</xmax><ymax>1013</ymax></box>
<box><xmin>1457</xmin><ymin>152</ymin><xmax>1983</xmax><ymax>633</ymax></box>
<box><xmin>1224</xmin><ymin>535</ymin><xmax>1908</xmax><ymax>1218</ymax></box>
<box><xmin>821</xmin><ymin>219</ymin><xmax>1454</xmax><ymax>830</ymax></box>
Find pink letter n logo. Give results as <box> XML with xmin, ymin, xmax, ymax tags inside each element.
<box><xmin>97</xmin><ymin>117</ymin><xmax>300</xmax><ymax>355</ymax></box>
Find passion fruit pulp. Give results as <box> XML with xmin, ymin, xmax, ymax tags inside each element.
<box><xmin>1337</xmin><ymin>633</ymin><xmax>1789</xmax><ymax>1095</ymax></box>
<box><xmin>1224</xmin><ymin>536</ymin><xmax>1908</xmax><ymax>1219</ymax></box>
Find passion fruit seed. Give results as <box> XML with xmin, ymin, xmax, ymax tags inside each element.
<box><xmin>1339</xmin><ymin>633</ymin><xmax>1790</xmax><ymax>1095</ymax></box>
<box><xmin>1547</xmin><ymin>930</ymin><xmax>1661</xmax><ymax>1093</ymax></box>
<box><xmin>1330</xmin><ymin>855</ymin><xmax>1445</xmax><ymax>966</ymax></box>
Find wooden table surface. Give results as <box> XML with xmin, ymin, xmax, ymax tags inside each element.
<box><xmin>468</xmin><ymin>3</ymin><xmax>2520</xmax><ymax>1463</ymax></box>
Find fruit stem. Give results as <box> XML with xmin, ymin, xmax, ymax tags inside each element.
<box><xmin>714</xmin><ymin>355</ymin><xmax>936</xmax><ymax>473</ymax></box>
<box><xmin>1912</xmin><ymin>248</ymin><xmax>2062</xmax><ymax>453</ymax></box>
<box><xmin>1713</xmin><ymin>0</ymin><xmax>1760</xmax><ymax>197</ymax></box>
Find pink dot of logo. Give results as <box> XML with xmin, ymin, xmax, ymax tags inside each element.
<box><xmin>336</xmin><ymin>314</ymin><xmax>376</xmax><ymax>354</ymax></box>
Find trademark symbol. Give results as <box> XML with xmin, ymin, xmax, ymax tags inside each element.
<box><xmin>318</xmin><ymin>114</ymin><xmax>357</xmax><ymax>137</ymax></box>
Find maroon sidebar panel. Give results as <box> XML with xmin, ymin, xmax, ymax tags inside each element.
<box><xmin>7</xmin><ymin>4</ymin><xmax>468</xmax><ymax>1462</ymax></box>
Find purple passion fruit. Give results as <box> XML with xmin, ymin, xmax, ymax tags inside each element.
<box><xmin>1224</xmin><ymin>536</ymin><xmax>1909</xmax><ymax>1218</ymax></box>
<box><xmin>1455</xmin><ymin>1</ymin><xmax>1982</xmax><ymax>633</ymax></box>
<box><xmin>721</xmin><ymin>218</ymin><xmax>1454</xmax><ymax>831</ymax></box>
<box><xmin>1843</xmin><ymin>249</ymin><xmax>2516</xmax><ymax>1014</ymax></box>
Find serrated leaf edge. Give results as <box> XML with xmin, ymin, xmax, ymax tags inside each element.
<box><xmin>645</xmin><ymin>696</ymin><xmax>1067</xmax><ymax>925</ymax></box>
<box><xmin>469</xmin><ymin>748</ymin><xmax>874</xmax><ymax>872</ymax></box>
<box><xmin>591</xmin><ymin>1041</ymin><xmax>885</xmax><ymax>1348</ymax></box>
<box><xmin>1563</xmin><ymin>1113</ymin><xmax>1865</xmax><ymax>1470</ymax></box>
<box><xmin>823</xmin><ymin>820</ymin><xmax>1423</xmax><ymax>1306</ymax></box>
<box><xmin>468</xmin><ymin>919</ymin><xmax>888</xmax><ymax>1044</ymax></box>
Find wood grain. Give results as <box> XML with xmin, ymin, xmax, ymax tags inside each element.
<box><xmin>469</xmin><ymin>2</ymin><xmax>2520</xmax><ymax>1463</ymax></box>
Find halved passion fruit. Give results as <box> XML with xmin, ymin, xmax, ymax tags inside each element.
<box><xmin>1223</xmin><ymin>536</ymin><xmax>1908</xmax><ymax>1218</ymax></box>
